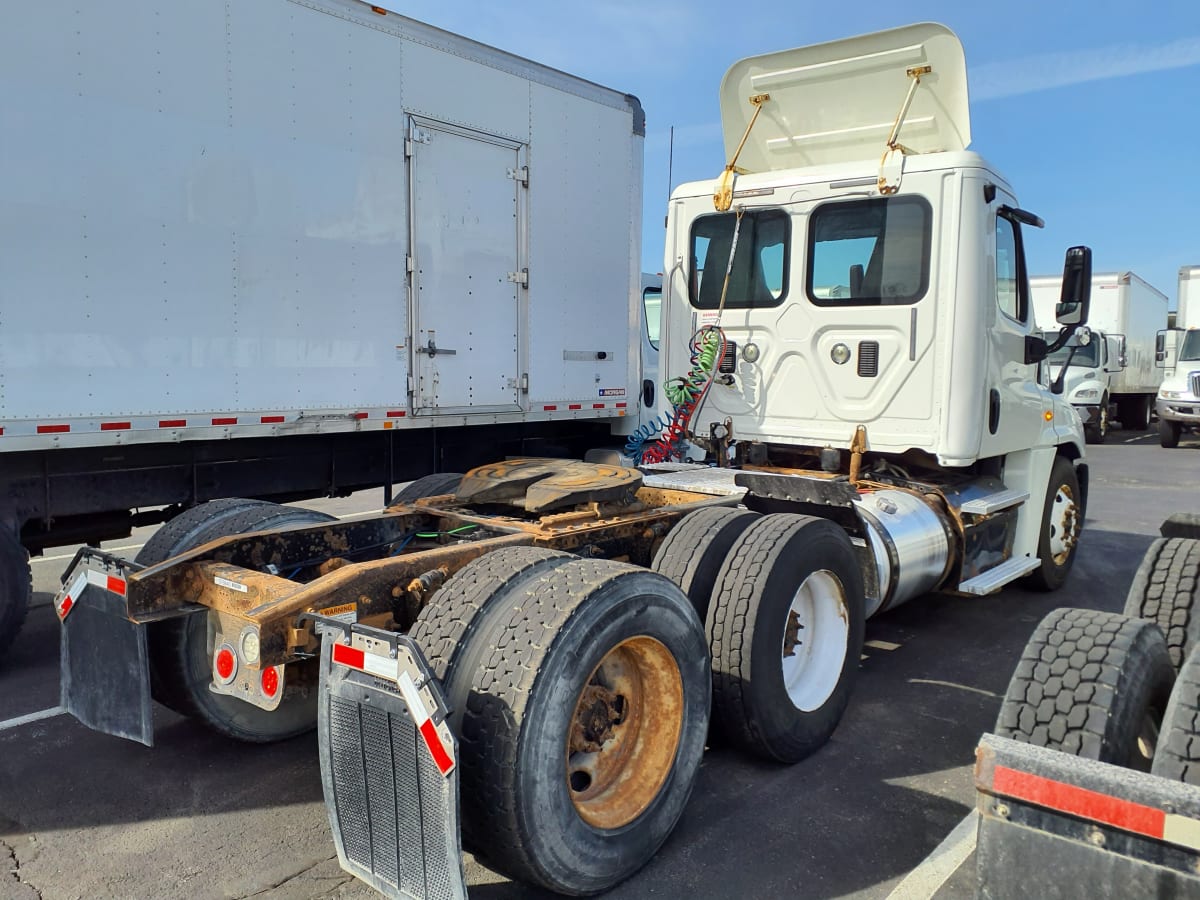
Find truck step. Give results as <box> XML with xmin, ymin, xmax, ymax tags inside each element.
<box><xmin>641</xmin><ymin>464</ymin><xmax>747</xmax><ymax>497</ymax></box>
<box><xmin>957</xmin><ymin>556</ymin><xmax>1042</xmax><ymax>595</ymax></box>
<box><xmin>960</xmin><ymin>488</ymin><xmax>1030</xmax><ymax>516</ymax></box>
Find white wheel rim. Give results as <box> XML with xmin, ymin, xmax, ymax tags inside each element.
<box><xmin>780</xmin><ymin>570</ymin><xmax>849</xmax><ymax>712</ymax></box>
<box><xmin>1047</xmin><ymin>484</ymin><xmax>1079</xmax><ymax>565</ymax></box>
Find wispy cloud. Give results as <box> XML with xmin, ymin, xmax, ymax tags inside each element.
<box><xmin>972</xmin><ymin>35</ymin><xmax>1200</xmax><ymax>101</ymax></box>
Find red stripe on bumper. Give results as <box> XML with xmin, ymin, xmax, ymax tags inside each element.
<box><xmin>332</xmin><ymin>642</ymin><xmax>365</xmax><ymax>671</ymax></box>
<box><xmin>992</xmin><ymin>764</ymin><xmax>1165</xmax><ymax>839</ymax></box>
<box><xmin>419</xmin><ymin>718</ymin><xmax>455</xmax><ymax>775</ymax></box>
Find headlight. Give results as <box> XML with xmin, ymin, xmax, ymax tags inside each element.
<box><xmin>1161</xmin><ymin>390</ymin><xmax>1183</xmax><ymax>399</ymax></box>
<box><xmin>1073</xmin><ymin>389</ymin><xmax>1099</xmax><ymax>400</ymax></box>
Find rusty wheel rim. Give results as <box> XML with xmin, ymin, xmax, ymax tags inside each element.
<box><xmin>1048</xmin><ymin>483</ymin><xmax>1079</xmax><ymax>566</ymax></box>
<box><xmin>566</xmin><ymin>636</ymin><xmax>683</xmax><ymax>830</ymax></box>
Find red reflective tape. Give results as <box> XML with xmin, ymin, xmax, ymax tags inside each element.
<box><xmin>992</xmin><ymin>765</ymin><xmax>1165</xmax><ymax>839</ymax></box>
<box><xmin>615</xmin><ymin>403</ymin><xmax>627</xmax><ymax>409</ymax></box>
<box><xmin>331</xmin><ymin>642</ymin><xmax>365</xmax><ymax>671</ymax></box>
<box><xmin>106</xmin><ymin>575</ymin><xmax>127</xmax><ymax>596</ymax></box>
<box><xmin>101</xmin><ymin>421</ymin><xmax>131</xmax><ymax>431</ymax></box>
<box><xmin>159</xmin><ymin>419</ymin><xmax>186</xmax><ymax>428</ymax></box>
<box><xmin>0</xmin><ymin>428</ymin><xmax>5</xmax><ymax>435</ymax></box>
<box><xmin>386</xmin><ymin>410</ymin><xmax>406</xmax><ymax>418</ymax></box>
<box><xmin>260</xmin><ymin>415</ymin><xmax>285</xmax><ymax>424</ymax></box>
<box><xmin>593</xmin><ymin>403</ymin><xmax>605</xmax><ymax>409</ymax></box>
<box><xmin>58</xmin><ymin>595</ymin><xmax>73</xmax><ymax>619</ymax></box>
<box><xmin>543</xmin><ymin>405</ymin><xmax>557</xmax><ymax>411</ymax></box>
<box><xmin>353</xmin><ymin>412</ymin><xmax>368</xmax><ymax>420</ymax></box>
<box><xmin>37</xmin><ymin>424</ymin><xmax>70</xmax><ymax>434</ymax></box>
<box><xmin>419</xmin><ymin>718</ymin><xmax>455</xmax><ymax>775</ymax></box>
<box><xmin>568</xmin><ymin>404</ymin><xmax>582</xmax><ymax>410</ymax></box>
<box><xmin>212</xmin><ymin>417</ymin><xmax>237</xmax><ymax>426</ymax></box>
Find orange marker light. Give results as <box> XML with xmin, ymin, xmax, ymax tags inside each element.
<box><xmin>1044</xmin><ymin>410</ymin><xmax>1054</xmax><ymax>421</ymax></box>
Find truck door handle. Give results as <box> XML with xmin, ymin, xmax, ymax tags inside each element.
<box><xmin>418</xmin><ymin>340</ymin><xmax>456</xmax><ymax>357</ymax></box>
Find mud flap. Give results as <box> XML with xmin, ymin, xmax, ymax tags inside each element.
<box><xmin>60</xmin><ymin>584</ymin><xmax>154</xmax><ymax>746</ymax></box>
<box><xmin>317</xmin><ymin>623</ymin><xmax>466</xmax><ymax>900</ymax></box>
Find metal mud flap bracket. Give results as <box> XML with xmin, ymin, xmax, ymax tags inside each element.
<box><xmin>310</xmin><ymin>615</ymin><xmax>466</xmax><ymax>900</ymax></box>
<box><xmin>54</xmin><ymin>549</ymin><xmax>155</xmax><ymax>746</ymax></box>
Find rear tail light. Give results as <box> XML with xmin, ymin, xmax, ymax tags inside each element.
<box><xmin>214</xmin><ymin>644</ymin><xmax>238</xmax><ymax>684</ymax></box>
<box><xmin>261</xmin><ymin>665</ymin><xmax>281</xmax><ymax>699</ymax></box>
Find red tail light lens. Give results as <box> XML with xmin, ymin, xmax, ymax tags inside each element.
<box><xmin>214</xmin><ymin>645</ymin><xmax>237</xmax><ymax>683</ymax></box>
<box><xmin>261</xmin><ymin>666</ymin><xmax>280</xmax><ymax>699</ymax></box>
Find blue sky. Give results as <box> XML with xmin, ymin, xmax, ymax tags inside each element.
<box><xmin>399</xmin><ymin>1</ymin><xmax>1199</xmax><ymax>307</ymax></box>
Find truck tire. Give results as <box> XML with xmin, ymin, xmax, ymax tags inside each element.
<box><xmin>1119</xmin><ymin>395</ymin><xmax>1152</xmax><ymax>431</ymax></box>
<box><xmin>390</xmin><ymin>472</ymin><xmax>463</xmax><ymax>506</ymax></box>
<box><xmin>1160</xmin><ymin>418</ymin><xmax>1182</xmax><ymax>449</ymax></box>
<box><xmin>1023</xmin><ymin>455</ymin><xmax>1082</xmax><ymax>592</ymax></box>
<box><xmin>995</xmin><ymin>608</ymin><xmax>1174</xmax><ymax>769</ymax></box>
<box><xmin>1123</xmin><ymin>537</ymin><xmax>1200</xmax><ymax>670</ymax></box>
<box><xmin>0</xmin><ymin>527</ymin><xmax>31</xmax><ymax>661</ymax></box>
<box><xmin>1084</xmin><ymin>397</ymin><xmax>1108</xmax><ymax>444</ymax></box>
<box><xmin>650</xmin><ymin>506</ymin><xmax>760</xmax><ymax>619</ymax></box>
<box><xmin>707</xmin><ymin>514</ymin><xmax>865</xmax><ymax>763</ymax></box>
<box><xmin>409</xmin><ymin>545</ymin><xmax>573</xmax><ymax>730</ymax></box>
<box><xmin>1151</xmin><ymin>644</ymin><xmax>1200</xmax><ymax>784</ymax></box>
<box><xmin>137</xmin><ymin>499</ymin><xmax>335</xmax><ymax>742</ymax></box>
<box><xmin>455</xmin><ymin>559</ymin><xmax>709</xmax><ymax>895</ymax></box>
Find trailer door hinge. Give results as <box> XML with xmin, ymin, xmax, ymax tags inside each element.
<box><xmin>521</xmin><ymin>373</ymin><xmax>529</xmax><ymax>393</ymax></box>
<box><xmin>507</xmin><ymin>166</ymin><xmax>529</xmax><ymax>187</ymax></box>
<box><xmin>405</xmin><ymin>255</ymin><xmax>414</xmax><ymax>274</ymax></box>
<box><xmin>507</xmin><ymin>268</ymin><xmax>529</xmax><ymax>288</ymax></box>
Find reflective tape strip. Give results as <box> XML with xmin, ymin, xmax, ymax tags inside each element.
<box><xmin>331</xmin><ymin>641</ymin><xmax>398</xmax><ymax>681</ymax></box>
<box><xmin>56</xmin><ymin>571</ymin><xmax>88</xmax><ymax>620</ymax></box>
<box><xmin>990</xmin><ymin>765</ymin><xmax>1200</xmax><ymax>850</ymax></box>
<box><xmin>85</xmin><ymin>569</ymin><xmax>127</xmax><ymax>597</ymax></box>
<box><xmin>398</xmin><ymin>671</ymin><xmax>454</xmax><ymax>775</ymax></box>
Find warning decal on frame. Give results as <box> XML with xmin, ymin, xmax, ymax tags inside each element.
<box><xmin>318</xmin><ymin>602</ymin><xmax>358</xmax><ymax>624</ymax></box>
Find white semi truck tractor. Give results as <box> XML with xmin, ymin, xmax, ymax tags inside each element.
<box><xmin>48</xmin><ymin>20</ymin><xmax>1096</xmax><ymax>900</ymax></box>
<box><xmin>1030</xmin><ymin>272</ymin><xmax>1167</xmax><ymax>443</ymax></box>
<box><xmin>1156</xmin><ymin>264</ymin><xmax>1200</xmax><ymax>447</ymax></box>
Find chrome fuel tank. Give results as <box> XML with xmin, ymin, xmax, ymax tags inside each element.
<box><xmin>852</xmin><ymin>489</ymin><xmax>953</xmax><ymax>616</ymax></box>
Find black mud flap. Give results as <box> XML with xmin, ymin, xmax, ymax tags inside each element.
<box><xmin>317</xmin><ymin>622</ymin><xmax>467</xmax><ymax>900</ymax></box>
<box><xmin>60</xmin><ymin>584</ymin><xmax>154</xmax><ymax>746</ymax></box>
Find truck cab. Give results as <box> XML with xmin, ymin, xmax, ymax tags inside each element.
<box><xmin>659</xmin><ymin>23</ymin><xmax>1090</xmax><ymax>599</ymax></box>
<box><xmin>1157</xmin><ymin>265</ymin><xmax>1200</xmax><ymax>447</ymax></box>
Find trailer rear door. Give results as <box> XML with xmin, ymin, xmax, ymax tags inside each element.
<box><xmin>409</xmin><ymin>119</ymin><xmax>524</xmax><ymax>415</ymax></box>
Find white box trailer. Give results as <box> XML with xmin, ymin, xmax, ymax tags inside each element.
<box><xmin>0</xmin><ymin>0</ymin><xmax>645</xmax><ymax>653</ymax></box>
<box><xmin>1031</xmin><ymin>271</ymin><xmax>1167</xmax><ymax>441</ymax></box>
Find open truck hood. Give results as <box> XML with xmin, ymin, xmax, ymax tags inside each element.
<box><xmin>719</xmin><ymin>22</ymin><xmax>970</xmax><ymax>172</ymax></box>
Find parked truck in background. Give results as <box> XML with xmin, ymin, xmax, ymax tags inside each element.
<box><xmin>48</xmin><ymin>18</ymin><xmax>1097</xmax><ymax>900</ymax></box>
<box><xmin>1030</xmin><ymin>272</ymin><xmax>1167</xmax><ymax>443</ymax></box>
<box><xmin>0</xmin><ymin>0</ymin><xmax>650</xmax><ymax>657</ymax></box>
<box><xmin>1156</xmin><ymin>264</ymin><xmax>1200</xmax><ymax>447</ymax></box>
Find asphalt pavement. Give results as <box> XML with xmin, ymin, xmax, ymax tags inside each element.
<box><xmin>2</xmin><ymin>429</ymin><xmax>1198</xmax><ymax>900</ymax></box>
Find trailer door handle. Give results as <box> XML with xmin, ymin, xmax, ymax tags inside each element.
<box><xmin>418</xmin><ymin>340</ymin><xmax>456</xmax><ymax>357</ymax></box>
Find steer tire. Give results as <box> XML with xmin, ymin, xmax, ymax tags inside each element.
<box><xmin>390</xmin><ymin>472</ymin><xmax>463</xmax><ymax>506</ymax></box>
<box><xmin>651</xmin><ymin>506</ymin><xmax>760</xmax><ymax>620</ymax></box>
<box><xmin>1160</xmin><ymin>419</ymin><xmax>1182</xmax><ymax>449</ymax></box>
<box><xmin>706</xmin><ymin>513</ymin><xmax>865</xmax><ymax>764</ymax></box>
<box><xmin>1023</xmin><ymin>456</ymin><xmax>1083</xmax><ymax>592</ymax></box>
<box><xmin>409</xmin><ymin>545</ymin><xmax>573</xmax><ymax>731</ymax></box>
<box><xmin>995</xmin><ymin>608</ymin><xmax>1174</xmax><ymax>769</ymax></box>
<box><xmin>456</xmin><ymin>559</ymin><xmax>710</xmax><ymax>896</ymax></box>
<box><xmin>1152</xmin><ymin>644</ymin><xmax>1200</xmax><ymax>784</ymax></box>
<box><xmin>137</xmin><ymin>499</ymin><xmax>335</xmax><ymax>742</ymax></box>
<box><xmin>0</xmin><ymin>527</ymin><xmax>31</xmax><ymax>661</ymax></box>
<box><xmin>1123</xmin><ymin>537</ymin><xmax>1200</xmax><ymax>670</ymax></box>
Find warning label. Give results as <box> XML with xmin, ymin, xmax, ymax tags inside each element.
<box><xmin>318</xmin><ymin>602</ymin><xmax>358</xmax><ymax>624</ymax></box>
<box><xmin>598</xmin><ymin>388</ymin><xmax>626</xmax><ymax>397</ymax></box>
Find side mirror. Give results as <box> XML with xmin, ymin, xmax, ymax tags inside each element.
<box><xmin>1024</xmin><ymin>335</ymin><xmax>1048</xmax><ymax>365</ymax></box>
<box><xmin>1056</xmin><ymin>246</ymin><xmax>1092</xmax><ymax>326</ymax></box>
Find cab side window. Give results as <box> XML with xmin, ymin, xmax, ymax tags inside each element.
<box><xmin>996</xmin><ymin>215</ymin><xmax>1028</xmax><ymax>323</ymax></box>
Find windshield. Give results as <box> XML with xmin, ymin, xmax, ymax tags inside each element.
<box><xmin>1044</xmin><ymin>332</ymin><xmax>1099</xmax><ymax>367</ymax></box>
<box><xmin>1180</xmin><ymin>330</ymin><xmax>1200</xmax><ymax>362</ymax></box>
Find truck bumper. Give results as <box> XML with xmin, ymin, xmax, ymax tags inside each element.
<box><xmin>975</xmin><ymin>734</ymin><xmax>1200</xmax><ymax>898</ymax></box>
<box><xmin>1157</xmin><ymin>397</ymin><xmax>1200</xmax><ymax>425</ymax></box>
<box><xmin>317</xmin><ymin>620</ymin><xmax>466</xmax><ymax>900</ymax></box>
<box><xmin>1072</xmin><ymin>403</ymin><xmax>1102</xmax><ymax>425</ymax></box>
